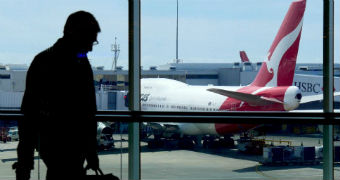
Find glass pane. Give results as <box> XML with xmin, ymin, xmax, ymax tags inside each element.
<box><xmin>140</xmin><ymin>0</ymin><xmax>325</xmax><ymax>114</ymax></box>
<box><xmin>0</xmin><ymin>120</ymin><xmax>19</xmax><ymax>180</ymax></box>
<box><xmin>0</xmin><ymin>0</ymin><xmax>128</xmax><ymax>179</ymax></box>
<box><xmin>335</xmin><ymin>0</ymin><xmax>340</xmax><ymax>111</ymax></box>
<box><xmin>0</xmin><ymin>119</ymin><xmax>128</xmax><ymax>179</ymax></box>
<box><xmin>97</xmin><ymin>121</ymin><xmax>128</xmax><ymax>180</ymax></box>
<box><xmin>141</xmin><ymin>123</ymin><xmax>339</xmax><ymax>180</ymax></box>
<box><xmin>140</xmin><ymin>0</ymin><xmax>332</xmax><ymax>179</ymax></box>
<box><xmin>0</xmin><ymin>0</ymin><xmax>129</xmax><ymax>111</ymax></box>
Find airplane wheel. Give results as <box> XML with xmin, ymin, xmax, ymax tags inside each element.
<box><xmin>178</xmin><ymin>139</ymin><xmax>195</xmax><ymax>149</ymax></box>
<box><xmin>148</xmin><ymin>139</ymin><xmax>164</xmax><ymax>149</ymax></box>
<box><xmin>98</xmin><ymin>145</ymin><xmax>105</xmax><ymax>151</ymax></box>
<box><xmin>203</xmin><ymin>140</ymin><xmax>208</xmax><ymax>148</ymax></box>
<box><xmin>220</xmin><ymin>137</ymin><xmax>235</xmax><ymax>148</ymax></box>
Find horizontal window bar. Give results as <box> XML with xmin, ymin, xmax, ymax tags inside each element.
<box><xmin>0</xmin><ymin>110</ymin><xmax>339</xmax><ymax>124</ymax></box>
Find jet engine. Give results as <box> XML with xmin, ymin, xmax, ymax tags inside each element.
<box><xmin>97</xmin><ymin>122</ymin><xmax>114</xmax><ymax>150</ymax></box>
<box><xmin>283</xmin><ymin>86</ymin><xmax>302</xmax><ymax>111</ymax></box>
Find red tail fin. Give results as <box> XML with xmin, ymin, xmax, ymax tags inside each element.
<box><xmin>240</xmin><ymin>51</ymin><xmax>250</xmax><ymax>62</ymax></box>
<box><xmin>251</xmin><ymin>0</ymin><xmax>306</xmax><ymax>87</ymax></box>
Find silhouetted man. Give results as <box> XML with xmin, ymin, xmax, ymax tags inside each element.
<box><xmin>16</xmin><ymin>11</ymin><xmax>101</xmax><ymax>180</ymax></box>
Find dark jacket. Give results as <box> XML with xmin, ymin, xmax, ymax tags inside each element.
<box><xmin>18</xmin><ymin>38</ymin><xmax>97</xmax><ymax>170</ymax></box>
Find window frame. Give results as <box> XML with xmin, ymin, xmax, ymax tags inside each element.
<box><xmin>0</xmin><ymin>0</ymin><xmax>336</xmax><ymax>179</ymax></box>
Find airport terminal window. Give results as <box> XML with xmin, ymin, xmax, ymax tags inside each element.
<box><xmin>139</xmin><ymin>0</ymin><xmax>338</xmax><ymax>180</ymax></box>
<box><xmin>0</xmin><ymin>0</ymin><xmax>338</xmax><ymax>180</ymax></box>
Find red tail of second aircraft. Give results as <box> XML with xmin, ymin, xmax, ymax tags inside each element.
<box><xmin>251</xmin><ymin>0</ymin><xmax>306</xmax><ymax>87</ymax></box>
<box><xmin>240</xmin><ymin>51</ymin><xmax>250</xmax><ymax>62</ymax></box>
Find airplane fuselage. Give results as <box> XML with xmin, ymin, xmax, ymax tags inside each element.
<box><xmin>141</xmin><ymin>78</ymin><xmax>301</xmax><ymax>112</ymax></box>
<box><xmin>141</xmin><ymin>78</ymin><xmax>301</xmax><ymax>136</ymax></box>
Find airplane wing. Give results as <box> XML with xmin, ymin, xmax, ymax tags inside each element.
<box><xmin>300</xmin><ymin>92</ymin><xmax>340</xmax><ymax>104</ymax></box>
<box><xmin>207</xmin><ymin>88</ymin><xmax>283</xmax><ymax>106</ymax></box>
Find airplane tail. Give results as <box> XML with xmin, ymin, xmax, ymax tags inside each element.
<box><xmin>251</xmin><ymin>0</ymin><xmax>306</xmax><ymax>87</ymax></box>
<box><xmin>240</xmin><ymin>51</ymin><xmax>250</xmax><ymax>62</ymax></box>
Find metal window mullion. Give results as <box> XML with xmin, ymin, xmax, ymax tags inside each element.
<box><xmin>128</xmin><ymin>0</ymin><xmax>141</xmax><ymax>179</ymax></box>
<box><xmin>323</xmin><ymin>0</ymin><xmax>334</xmax><ymax>180</ymax></box>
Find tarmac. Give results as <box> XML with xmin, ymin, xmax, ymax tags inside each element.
<box><xmin>1</xmin><ymin>134</ymin><xmax>340</xmax><ymax>180</ymax></box>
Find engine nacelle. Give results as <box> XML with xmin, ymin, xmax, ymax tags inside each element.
<box><xmin>97</xmin><ymin>122</ymin><xmax>114</xmax><ymax>136</ymax></box>
<box><xmin>97</xmin><ymin>122</ymin><xmax>114</xmax><ymax>149</ymax></box>
<box><xmin>283</xmin><ymin>86</ymin><xmax>302</xmax><ymax>111</ymax></box>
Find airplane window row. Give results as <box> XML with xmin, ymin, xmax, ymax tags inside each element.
<box><xmin>189</xmin><ymin>106</ymin><xmax>218</xmax><ymax>111</ymax></box>
<box><xmin>170</xmin><ymin>105</ymin><xmax>188</xmax><ymax>110</ymax></box>
<box><xmin>142</xmin><ymin>103</ymin><xmax>165</xmax><ymax>109</ymax></box>
<box><xmin>142</xmin><ymin>103</ymin><xmax>219</xmax><ymax>112</ymax></box>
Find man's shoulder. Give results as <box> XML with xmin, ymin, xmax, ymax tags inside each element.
<box><xmin>31</xmin><ymin>47</ymin><xmax>55</xmax><ymax>65</ymax></box>
<box><xmin>35</xmin><ymin>47</ymin><xmax>55</xmax><ymax>60</ymax></box>
<box><xmin>27</xmin><ymin>47</ymin><xmax>57</xmax><ymax>74</ymax></box>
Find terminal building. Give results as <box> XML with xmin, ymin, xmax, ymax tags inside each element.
<box><xmin>0</xmin><ymin>62</ymin><xmax>339</xmax><ymax>111</ymax></box>
<box><xmin>93</xmin><ymin>62</ymin><xmax>340</xmax><ymax>88</ymax></box>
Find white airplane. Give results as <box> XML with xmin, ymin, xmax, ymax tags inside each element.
<box><xmin>139</xmin><ymin>0</ymin><xmax>337</xmax><ymax>142</ymax></box>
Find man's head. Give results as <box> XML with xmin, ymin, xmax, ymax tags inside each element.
<box><xmin>63</xmin><ymin>11</ymin><xmax>101</xmax><ymax>53</ymax></box>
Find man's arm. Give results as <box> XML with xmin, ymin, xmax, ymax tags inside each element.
<box><xmin>85</xmin><ymin>60</ymin><xmax>99</xmax><ymax>170</ymax></box>
<box><xmin>16</xmin><ymin>58</ymin><xmax>41</xmax><ymax>180</ymax></box>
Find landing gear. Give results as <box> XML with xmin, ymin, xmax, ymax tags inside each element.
<box><xmin>237</xmin><ymin>131</ymin><xmax>265</xmax><ymax>155</ymax></box>
<box><xmin>147</xmin><ymin>135</ymin><xmax>197</xmax><ymax>149</ymax></box>
<box><xmin>146</xmin><ymin>133</ymin><xmax>235</xmax><ymax>150</ymax></box>
<box><xmin>178</xmin><ymin>138</ymin><xmax>195</xmax><ymax>149</ymax></box>
<box><xmin>203</xmin><ymin>135</ymin><xmax>235</xmax><ymax>149</ymax></box>
<box><xmin>147</xmin><ymin>138</ymin><xmax>164</xmax><ymax>149</ymax></box>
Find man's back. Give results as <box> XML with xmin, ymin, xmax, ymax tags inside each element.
<box><xmin>22</xmin><ymin>38</ymin><xmax>97</xmax><ymax>153</ymax></box>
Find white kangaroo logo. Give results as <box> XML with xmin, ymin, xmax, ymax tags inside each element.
<box><xmin>264</xmin><ymin>19</ymin><xmax>304</xmax><ymax>87</ymax></box>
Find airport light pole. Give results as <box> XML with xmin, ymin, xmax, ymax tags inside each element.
<box><xmin>323</xmin><ymin>0</ymin><xmax>334</xmax><ymax>180</ymax></box>
<box><xmin>111</xmin><ymin>37</ymin><xmax>120</xmax><ymax>70</ymax></box>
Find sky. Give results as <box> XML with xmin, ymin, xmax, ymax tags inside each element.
<box><xmin>0</xmin><ymin>0</ymin><xmax>338</xmax><ymax>70</ymax></box>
